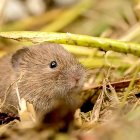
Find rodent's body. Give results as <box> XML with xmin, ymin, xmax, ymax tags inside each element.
<box><xmin>0</xmin><ymin>43</ymin><xmax>85</xmax><ymax>115</ymax></box>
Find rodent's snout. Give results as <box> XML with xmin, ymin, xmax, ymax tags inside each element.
<box><xmin>68</xmin><ymin>69</ymin><xmax>85</xmax><ymax>90</ymax></box>
<box><xmin>69</xmin><ymin>75</ymin><xmax>80</xmax><ymax>88</ymax></box>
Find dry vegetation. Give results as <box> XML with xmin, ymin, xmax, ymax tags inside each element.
<box><xmin>1</xmin><ymin>0</ymin><xmax>140</xmax><ymax>140</ymax></box>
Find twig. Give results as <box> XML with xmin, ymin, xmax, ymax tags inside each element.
<box><xmin>83</xmin><ymin>78</ymin><xmax>140</xmax><ymax>91</ymax></box>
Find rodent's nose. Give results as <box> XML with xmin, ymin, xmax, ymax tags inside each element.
<box><xmin>71</xmin><ymin>74</ymin><xmax>80</xmax><ymax>85</ymax></box>
<box><xmin>74</xmin><ymin>76</ymin><xmax>80</xmax><ymax>83</ymax></box>
<box><xmin>68</xmin><ymin>69</ymin><xmax>83</xmax><ymax>88</ymax></box>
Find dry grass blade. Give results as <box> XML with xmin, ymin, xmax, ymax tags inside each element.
<box><xmin>107</xmin><ymin>80</ymin><xmax>120</xmax><ymax>104</ymax></box>
<box><xmin>14</xmin><ymin>74</ymin><xmax>36</xmax><ymax>123</ymax></box>
<box><xmin>74</xmin><ymin>109</ymin><xmax>82</xmax><ymax>127</ymax></box>
<box><xmin>121</xmin><ymin>64</ymin><xmax>140</xmax><ymax>107</ymax></box>
<box><xmin>18</xmin><ymin>98</ymin><xmax>36</xmax><ymax>123</ymax></box>
<box><xmin>90</xmin><ymin>90</ymin><xmax>104</xmax><ymax>122</ymax></box>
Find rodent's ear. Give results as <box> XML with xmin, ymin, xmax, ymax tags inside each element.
<box><xmin>11</xmin><ymin>47</ymin><xmax>29</xmax><ymax>70</ymax></box>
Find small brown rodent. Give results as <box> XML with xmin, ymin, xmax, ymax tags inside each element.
<box><xmin>0</xmin><ymin>43</ymin><xmax>86</xmax><ymax>115</ymax></box>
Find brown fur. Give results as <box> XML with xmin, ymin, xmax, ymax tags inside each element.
<box><xmin>0</xmin><ymin>43</ymin><xmax>86</xmax><ymax>115</ymax></box>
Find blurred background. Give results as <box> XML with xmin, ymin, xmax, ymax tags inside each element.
<box><xmin>2</xmin><ymin>2</ymin><xmax>140</xmax><ymax>138</ymax></box>
<box><xmin>0</xmin><ymin>0</ymin><xmax>139</xmax><ymax>40</ymax></box>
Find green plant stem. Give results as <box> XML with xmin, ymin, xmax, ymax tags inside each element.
<box><xmin>1</xmin><ymin>31</ymin><xmax>140</xmax><ymax>57</ymax></box>
<box><xmin>79</xmin><ymin>57</ymin><xmax>131</xmax><ymax>68</ymax></box>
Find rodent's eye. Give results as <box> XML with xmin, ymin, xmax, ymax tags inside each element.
<box><xmin>50</xmin><ymin>61</ymin><xmax>57</xmax><ymax>69</ymax></box>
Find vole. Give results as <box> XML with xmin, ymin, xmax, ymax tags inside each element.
<box><xmin>0</xmin><ymin>43</ymin><xmax>86</xmax><ymax>115</ymax></box>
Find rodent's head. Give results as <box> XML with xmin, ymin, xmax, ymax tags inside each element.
<box><xmin>11</xmin><ymin>43</ymin><xmax>86</xmax><ymax>111</ymax></box>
